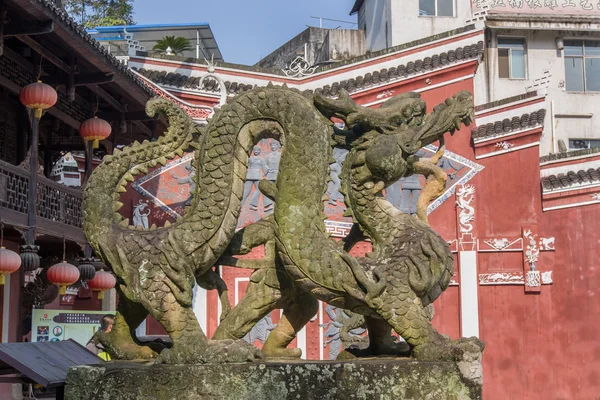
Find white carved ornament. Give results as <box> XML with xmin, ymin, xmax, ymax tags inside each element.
<box><xmin>495</xmin><ymin>141</ymin><xmax>514</xmax><ymax>151</ymax></box>
<box><xmin>282</xmin><ymin>56</ymin><xmax>317</xmax><ymax>78</ymax></box>
<box><xmin>526</xmin><ymin>270</ymin><xmax>541</xmax><ymax>288</ymax></box>
<box><xmin>478</xmin><ymin>271</ymin><xmax>553</xmax><ymax>286</ymax></box>
<box><xmin>591</xmin><ymin>193</ymin><xmax>600</xmax><ymax>200</ymax></box>
<box><xmin>457</xmin><ymin>185</ymin><xmax>475</xmax><ymax>234</ymax></box>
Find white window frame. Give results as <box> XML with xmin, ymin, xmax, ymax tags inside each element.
<box><xmin>419</xmin><ymin>0</ymin><xmax>456</xmax><ymax>17</ymax></box>
<box><xmin>564</xmin><ymin>39</ymin><xmax>600</xmax><ymax>93</ymax></box>
<box><xmin>497</xmin><ymin>36</ymin><xmax>528</xmax><ymax>80</ymax></box>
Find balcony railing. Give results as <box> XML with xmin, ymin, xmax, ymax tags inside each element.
<box><xmin>0</xmin><ymin>159</ymin><xmax>83</xmax><ymax>235</ymax></box>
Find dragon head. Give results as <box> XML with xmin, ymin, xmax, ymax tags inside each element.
<box><xmin>315</xmin><ymin>89</ymin><xmax>474</xmax><ymax>155</ymax></box>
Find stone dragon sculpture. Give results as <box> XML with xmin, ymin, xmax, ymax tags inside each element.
<box><xmin>83</xmin><ymin>86</ymin><xmax>483</xmax><ymax>365</ymax></box>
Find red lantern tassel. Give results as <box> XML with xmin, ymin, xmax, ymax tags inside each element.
<box><xmin>97</xmin><ymin>291</ymin><xmax>105</xmax><ymax>300</ymax></box>
<box><xmin>0</xmin><ymin>274</ymin><xmax>5</xmax><ymax>285</ymax></box>
<box><xmin>93</xmin><ymin>139</ymin><xmax>99</xmax><ymax>149</ymax></box>
<box><xmin>59</xmin><ymin>286</ymin><xmax>66</xmax><ymax>295</ymax></box>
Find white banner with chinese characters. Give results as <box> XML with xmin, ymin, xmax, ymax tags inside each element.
<box><xmin>472</xmin><ymin>0</ymin><xmax>600</xmax><ymax>15</ymax></box>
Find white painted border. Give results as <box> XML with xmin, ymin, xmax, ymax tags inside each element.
<box><xmin>191</xmin><ymin>283</ymin><xmax>208</xmax><ymax>334</ymax></box>
<box><xmin>543</xmin><ymin>198</ymin><xmax>600</xmax><ymax>212</ymax></box>
<box><xmin>459</xmin><ymin>251</ymin><xmax>480</xmax><ymax>338</ymax></box>
<box><xmin>318</xmin><ymin>301</ymin><xmax>324</xmax><ymax>361</ymax></box>
<box><xmin>297</xmin><ymin>325</ymin><xmax>307</xmax><ymax>360</ymax></box>
<box><xmin>475</xmin><ymin>141</ymin><xmax>540</xmax><ymax>159</ymax></box>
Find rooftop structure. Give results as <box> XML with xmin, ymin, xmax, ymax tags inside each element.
<box><xmin>88</xmin><ymin>23</ymin><xmax>223</xmax><ymax>61</ymax></box>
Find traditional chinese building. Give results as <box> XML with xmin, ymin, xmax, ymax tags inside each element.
<box><xmin>0</xmin><ymin>0</ymin><xmax>164</xmax><ymax>374</ymax></box>
<box><xmin>123</xmin><ymin>3</ymin><xmax>600</xmax><ymax>395</ymax></box>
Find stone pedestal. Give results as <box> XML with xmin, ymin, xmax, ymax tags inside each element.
<box><xmin>65</xmin><ymin>359</ymin><xmax>481</xmax><ymax>400</ymax></box>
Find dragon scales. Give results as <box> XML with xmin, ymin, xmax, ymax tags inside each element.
<box><xmin>83</xmin><ymin>86</ymin><xmax>483</xmax><ymax>366</ymax></box>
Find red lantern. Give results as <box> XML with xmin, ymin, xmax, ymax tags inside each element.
<box><xmin>47</xmin><ymin>261</ymin><xmax>80</xmax><ymax>295</ymax></box>
<box><xmin>19</xmin><ymin>81</ymin><xmax>58</xmax><ymax>119</ymax></box>
<box><xmin>87</xmin><ymin>269</ymin><xmax>116</xmax><ymax>300</ymax></box>
<box><xmin>80</xmin><ymin>117</ymin><xmax>112</xmax><ymax>149</ymax></box>
<box><xmin>0</xmin><ymin>247</ymin><xmax>21</xmax><ymax>285</ymax></box>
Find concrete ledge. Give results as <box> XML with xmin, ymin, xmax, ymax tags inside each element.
<box><xmin>65</xmin><ymin>359</ymin><xmax>481</xmax><ymax>400</ymax></box>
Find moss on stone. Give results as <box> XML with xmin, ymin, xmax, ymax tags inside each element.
<box><xmin>65</xmin><ymin>359</ymin><xmax>481</xmax><ymax>400</ymax></box>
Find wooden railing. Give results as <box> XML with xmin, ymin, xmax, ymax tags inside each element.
<box><xmin>0</xmin><ymin>159</ymin><xmax>83</xmax><ymax>230</ymax></box>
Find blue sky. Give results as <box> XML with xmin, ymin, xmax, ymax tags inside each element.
<box><xmin>132</xmin><ymin>0</ymin><xmax>358</xmax><ymax>65</ymax></box>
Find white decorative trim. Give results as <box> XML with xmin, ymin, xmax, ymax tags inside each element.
<box><xmin>457</xmin><ymin>185</ymin><xmax>475</xmax><ymax>234</ymax></box>
<box><xmin>538</xmin><ymin>237</ymin><xmax>555</xmax><ymax>251</ymax></box>
<box><xmin>495</xmin><ymin>141</ymin><xmax>514</xmax><ymax>150</ymax></box>
<box><xmin>543</xmin><ymin>198</ymin><xmax>600</xmax><ymax>211</ymax></box>
<box><xmin>325</xmin><ymin>220</ymin><xmax>353</xmax><ymax>238</ymax></box>
<box><xmin>591</xmin><ymin>193</ymin><xmax>600</xmax><ymax>200</ymax></box>
<box><xmin>542</xmin><ymin>271</ymin><xmax>553</xmax><ymax>285</ymax></box>
<box><xmin>525</xmin><ymin>270</ymin><xmax>541</xmax><ymax>288</ymax></box>
<box><xmin>426</xmin><ymin>146</ymin><xmax>484</xmax><ymax>215</ymax></box>
<box><xmin>480</xmin><ymin>238</ymin><xmax>522</xmax><ymax>252</ymax></box>
<box><xmin>478</xmin><ymin>271</ymin><xmax>553</xmax><ymax>286</ymax></box>
<box><xmin>523</xmin><ymin>229</ymin><xmax>540</xmax><ymax>270</ymax></box>
<box><xmin>475</xmin><ymin>141</ymin><xmax>540</xmax><ymax>160</ymax></box>
<box><xmin>479</xmin><ymin>272</ymin><xmax>525</xmax><ymax>285</ymax></box>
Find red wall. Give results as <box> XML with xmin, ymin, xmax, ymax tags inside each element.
<box><xmin>132</xmin><ymin>59</ymin><xmax>600</xmax><ymax>398</ymax></box>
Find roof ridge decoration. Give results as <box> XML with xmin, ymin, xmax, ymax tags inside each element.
<box><xmin>134</xmin><ymin>41</ymin><xmax>484</xmax><ymax>99</ymax></box>
<box><xmin>130</xmin><ymin>69</ymin><xmax>213</xmax><ymax>122</ymax></box>
<box><xmin>133</xmin><ymin>25</ymin><xmax>479</xmax><ymax>78</ymax></box>
<box><xmin>201</xmin><ymin>55</ymin><xmax>226</xmax><ymax>106</ymax></box>
<box><xmin>282</xmin><ymin>56</ymin><xmax>318</xmax><ymax>78</ymax></box>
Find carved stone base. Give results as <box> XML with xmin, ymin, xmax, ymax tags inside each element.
<box><xmin>65</xmin><ymin>359</ymin><xmax>482</xmax><ymax>400</ymax></box>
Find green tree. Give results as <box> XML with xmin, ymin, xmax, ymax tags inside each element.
<box><xmin>152</xmin><ymin>36</ymin><xmax>193</xmax><ymax>56</ymax></box>
<box><xmin>62</xmin><ymin>0</ymin><xmax>134</xmax><ymax>28</ymax></box>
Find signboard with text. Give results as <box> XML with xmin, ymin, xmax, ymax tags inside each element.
<box><xmin>31</xmin><ymin>309</ymin><xmax>114</xmax><ymax>346</ymax></box>
<box><xmin>472</xmin><ymin>0</ymin><xmax>600</xmax><ymax>14</ymax></box>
